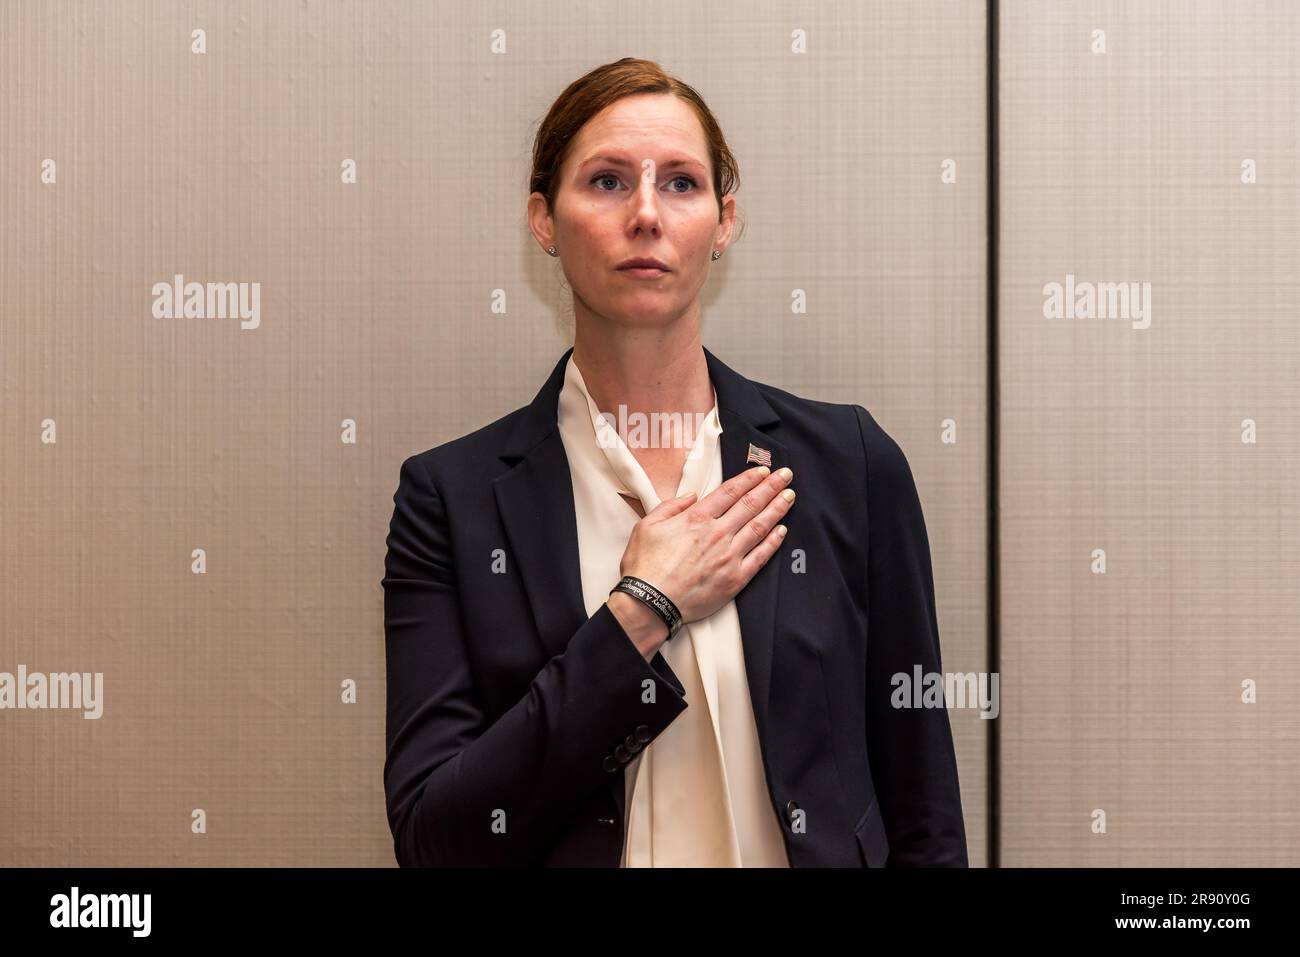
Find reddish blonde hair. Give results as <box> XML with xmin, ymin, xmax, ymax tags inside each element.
<box><xmin>529</xmin><ymin>57</ymin><xmax>740</xmax><ymax>224</ymax></box>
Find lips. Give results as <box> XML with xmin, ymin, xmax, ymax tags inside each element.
<box><xmin>616</xmin><ymin>257</ymin><xmax>670</xmax><ymax>272</ymax></box>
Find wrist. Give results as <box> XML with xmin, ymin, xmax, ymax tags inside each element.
<box><xmin>607</xmin><ymin>591</ymin><xmax>668</xmax><ymax>661</ymax></box>
<box><xmin>609</xmin><ymin>575</ymin><xmax>683</xmax><ymax>640</ymax></box>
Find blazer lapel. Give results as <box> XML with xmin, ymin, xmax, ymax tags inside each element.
<box><xmin>493</xmin><ymin>349</ymin><xmax>589</xmax><ymax>663</ymax></box>
<box><xmin>704</xmin><ymin>346</ymin><xmax>788</xmax><ymax>747</ymax></box>
<box><xmin>492</xmin><ymin>345</ymin><xmax>790</xmax><ymax>819</ymax></box>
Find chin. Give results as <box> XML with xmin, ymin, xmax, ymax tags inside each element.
<box><xmin>611</xmin><ymin>298</ymin><xmax>681</xmax><ymax>323</ymax></box>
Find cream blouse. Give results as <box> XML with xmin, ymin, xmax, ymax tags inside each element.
<box><xmin>556</xmin><ymin>353</ymin><xmax>790</xmax><ymax>867</ymax></box>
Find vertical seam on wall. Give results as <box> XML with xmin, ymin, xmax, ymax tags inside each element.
<box><xmin>986</xmin><ymin>0</ymin><xmax>1001</xmax><ymax>870</ymax></box>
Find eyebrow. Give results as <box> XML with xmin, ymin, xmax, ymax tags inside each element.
<box><xmin>578</xmin><ymin>152</ymin><xmax>707</xmax><ymax>173</ymax></box>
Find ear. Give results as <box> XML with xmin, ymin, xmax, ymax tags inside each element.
<box><xmin>714</xmin><ymin>192</ymin><xmax>736</xmax><ymax>251</ymax></box>
<box><xmin>527</xmin><ymin>191</ymin><xmax>556</xmax><ymax>255</ymax></box>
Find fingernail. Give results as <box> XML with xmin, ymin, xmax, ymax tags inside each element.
<box><xmin>756</xmin><ymin>466</ymin><xmax>771</xmax><ymax>477</ymax></box>
<box><xmin>781</xmin><ymin>489</ymin><xmax>796</xmax><ymax>503</ymax></box>
<box><xmin>776</xmin><ymin>524</ymin><xmax>787</xmax><ymax>537</ymax></box>
<box><xmin>778</xmin><ymin>467</ymin><xmax>793</xmax><ymax>482</ymax></box>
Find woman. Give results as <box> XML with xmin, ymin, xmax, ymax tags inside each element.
<box><xmin>382</xmin><ymin>57</ymin><xmax>967</xmax><ymax>867</ymax></box>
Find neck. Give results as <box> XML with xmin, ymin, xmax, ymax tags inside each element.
<box><xmin>570</xmin><ymin>308</ymin><xmax>714</xmax><ymax>422</ymax></box>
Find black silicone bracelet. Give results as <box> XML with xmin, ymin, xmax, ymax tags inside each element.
<box><xmin>609</xmin><ymin>575</ymin><xmax>684</xmax><ymax>639</ymax></box>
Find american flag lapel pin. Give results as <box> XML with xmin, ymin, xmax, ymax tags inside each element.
<box><xmin>745</xmin><ymin>442</ymin><xmax>773</xmax><ymax>468</ymax></box>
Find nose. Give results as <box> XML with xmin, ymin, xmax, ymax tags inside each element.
<box><xmin>629</xmin><ymin>169</ymin><xmax>662</xmax><ymax>235</ymax></box>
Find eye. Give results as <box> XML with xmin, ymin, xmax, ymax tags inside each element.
<box><xmin>590</xmin><ymin>172</ymin><xmax>699</xmax><ymax>192</ymax></box>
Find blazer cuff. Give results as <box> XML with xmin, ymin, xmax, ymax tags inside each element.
<box><xmin>648</xmin><ymin>650</ymin><xmax>686</xmax><ymax>698</ymax></box>
<box><xmin>575</xmin><ymin>602</ymin><xmax>689</xmax><ymax>772</ymax></box>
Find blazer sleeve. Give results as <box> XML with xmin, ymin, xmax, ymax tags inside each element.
<box><xmin>854</xmin><ymin>405</ymin><xmax>969</xmax><ymax>867</ymax></box>
<box><xmin>381</xmin><ymin>453</ymin><xmax>688</xmax><ymax>867</ymax></box>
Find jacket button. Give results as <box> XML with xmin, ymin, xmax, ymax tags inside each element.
<box><xmin>634</xmin><ymin>724</ymin><xmax>651</xmax><ymax>743</ymax></box>
<box><xmin>785</xmin><ymin>800</ymin><xmax>800</xmax><ymax>824</ymax></box>
<box><xmin>615</xmin><ymin>744</ymin><xmax>630</xmax><ymax>762</ymax></box>
<box><xmin>603</xmin><ymin>755</ymin><xmax>619</xmax><ymax>773</ymax></box>
<box><xmin>624</xmin><ymin>734</ymin><xmax>641</xmax><ymax>752</ymax></box>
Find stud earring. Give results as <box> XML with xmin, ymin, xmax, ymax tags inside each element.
<box><xmin>547</xmin><ymin>246</ymin><xmax>557</xmax><ymax>256</ymax></box>
<box><xmin>711</xmin><ymin>250</ymin><xmax>721</xmax><ymax>260</ymax></box>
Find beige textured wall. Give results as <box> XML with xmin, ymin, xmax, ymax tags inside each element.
<box><xmin>0</xmin><ymin>0</ymin><xmax>989</xmax><ymax>866</ymax></box>
<box><xmin>999</xmin><ymin>0</ymin><xmax>1300</xmax><ymax>864</ymax></box>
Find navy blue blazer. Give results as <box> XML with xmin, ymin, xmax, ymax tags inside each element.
<box><xmin>382</xmin><ymin>346</ymin><xmax>968</xmax><ymax>867</ymax></box>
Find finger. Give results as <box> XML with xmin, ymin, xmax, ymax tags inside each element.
<box><xmin>698</xmin><ymin>465</ymin><xmax>772</xmax><ymax>520</ymax></box>
<box><xmin>729</xmin><ymin>484</ymin><xmax>795</xmax><ymax>557</ymax></box>
<box><xmin>642</xmin><ymin>490</ymin><xmax>697</xmax><ymax>524</ymax></box>
<box><xmin>736</xmin><ymin>524</ymin><xmax>787</xmax><ymax>583</ymax></box>
<box><xmin>716</xmin><ymin>467</ymin><xmax>792</xmax><ymax>537</ymax></box>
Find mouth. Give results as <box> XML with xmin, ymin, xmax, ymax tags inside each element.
<box><xmin>616</xmin><ymin>257</ymin><xmax>671</xmax><ymax>278</ymax></box>
<box><xmin>617</xmin><ymin>266</ymin><xmax>669</xmax><ymax>279</ymax></box>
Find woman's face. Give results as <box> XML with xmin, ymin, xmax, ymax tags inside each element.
<box><xmin>529</xmin><ymin>93</ymin><xmax>734</xmax><ymax>329</ymax></box>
